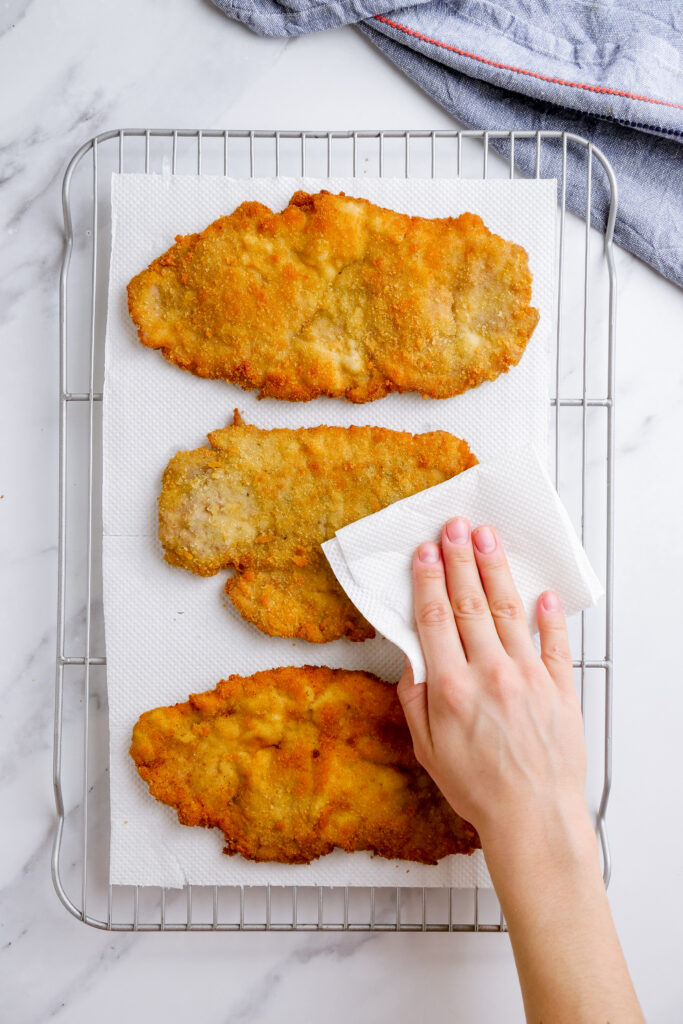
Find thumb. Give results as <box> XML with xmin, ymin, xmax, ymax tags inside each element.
<box><xmin>397</xmin><ymin>657</ymin><xmax>432</xmax><ymax>758</ymax></box>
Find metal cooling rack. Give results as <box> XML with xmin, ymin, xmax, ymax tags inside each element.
<box><xmin>53</xmin><ymin>129</ymin><xmax>616</xmax><ymax>932</ymax></box>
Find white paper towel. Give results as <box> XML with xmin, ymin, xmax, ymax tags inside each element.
<box><xmin>323</xmin><ymin>448</ymin><xmax>603</xmax><ymax>686</ymax></box>
<box><xmin>104</xmin><ymin>173</ymin><xmax>556</xmax><ymax>888</ymax></box>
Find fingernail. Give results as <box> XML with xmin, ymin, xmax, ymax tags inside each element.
<box><xmin>473</xmin><ymin>526</ymin><xmax>496</xmax><ymax>554</ymax></box>
<box><xmin>418</xmin><ymin>542</ymin><xmax>440</xmax><ymax>563</ymax></box>
<box><xmin>541</xmin><ymin>591</ymin><xmax>560</xmax><ymax>612</ymax></box>
<box><xmin>445</xmin><ymin>518</ymin><xmax>470</xmax><ymax>545</ymax></box>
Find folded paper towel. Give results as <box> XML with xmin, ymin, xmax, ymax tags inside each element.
<box><xmin>323</xmin><ymin>447</ymin><xmax>603</xmax><ymax>685</ymax></box>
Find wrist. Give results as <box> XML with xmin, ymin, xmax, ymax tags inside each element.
<box><xmin>478</xmin><ymin>798</ymin><xmax>600</xmax><ymax>899</ymax></box>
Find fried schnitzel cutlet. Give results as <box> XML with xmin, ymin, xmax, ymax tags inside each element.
<box><xmin>225</xmin><ymin>564</ymin><xmax>372</xmax><ymax>644</ymax></box>
<box><xmin>128</xmin><ymin>190</ymin><xmax>539</xmax><ymax>402</ymax></box>
<box><xmin>130</xmin><ymin>666</ymin><xmax>480</xmax><ymax>864</ymax></box>
<box><xmin>159</xmin><ymin>413</ymin><xmax>477</xmax><ymax>641</ymax></box>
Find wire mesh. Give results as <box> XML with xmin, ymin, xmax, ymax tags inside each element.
<box><xmin>53</xmin><ymin>129</ymin><xmax>616</xmax><ymax>931</ymax></box>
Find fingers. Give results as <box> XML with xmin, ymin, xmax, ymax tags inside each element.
<box><xmin>412</xmin><ymin>542</ymin><xmax>467</xmax><ymax>679</ymax></box>
<box><xmin>440</xmin><ymin>519</ymin><xmax>501</xmax><ymax>662</ymax></box>
<box><xmin>396</xmin><ymin>659</ymin><xmax>432</xmax><ymax>759</ymax></box>
<box><xmin>468</xmin><ymin>525</ymin><xmax>536</xmax><ymax>660</ymax></box>
<box><xmin>537</xmin><ymin>591</ymin><xmax>575</xmax><ymax>691</ymax></box>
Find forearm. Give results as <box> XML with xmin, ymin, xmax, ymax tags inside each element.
<box><xmin>481</xmin><ymin>808</ymin><xmax>644</xmax><ymax>1024</ymax></box>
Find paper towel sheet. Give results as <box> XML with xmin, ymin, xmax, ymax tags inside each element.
<box><xmin>104</xmin><ymin>174</ymin><xmax>556</xmax><ymax>888</ymax></box>
<box><xmin>323</xmin><ymin>448</ymin><xmax>604</xmax><ymax>686</ymax></box>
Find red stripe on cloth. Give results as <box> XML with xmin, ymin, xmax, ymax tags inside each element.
<box><xmin>375</xmin><ymin>15</ymin><xmax>683</xmax><ymax>111</ymax></box>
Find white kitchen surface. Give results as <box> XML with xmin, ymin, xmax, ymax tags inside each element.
<box><xmin>1</xmin><ymin>2</ymin><xmax>682</xmax><ymax>1022</ymax></box>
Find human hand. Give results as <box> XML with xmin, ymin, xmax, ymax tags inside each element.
<box><xmin>397</xmin><ymin>518</ymin><xmax>590</xmax><ymax>853</ymax></box>
<box><xmin>399</xmin><ymin>520</ymin><xmax>644</xmax><ymax>1022</ymax></box>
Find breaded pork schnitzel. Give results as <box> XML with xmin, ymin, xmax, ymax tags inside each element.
<box><xmin>128</xmin><ymin>191</ymin><xmax>538</xmax><ymax>402</ymax></box>
<box><xmin>159</xmin><ymin>413</ymin><xmax>477</xmax><ymax>641</ymax></box>
<box><xmin>130</xmin><ymin>666</ymin><xmax>480</xmax><ymax>864</ymax></box>
<box><xmin>225</xmin><ymin>563</ymin><xmax>372</xmax><ymax>644</ymax></box>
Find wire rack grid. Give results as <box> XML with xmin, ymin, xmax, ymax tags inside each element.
<box><xmin>53</xmin><ymin>129</ymin><xmax>616</xmax><ymax>932</ymax></box>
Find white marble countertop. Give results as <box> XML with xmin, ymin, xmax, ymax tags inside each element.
<box><xmin>2</xmin><ymin>2</ymin><xmax>683</xmax><ymax>1021</ymax></box>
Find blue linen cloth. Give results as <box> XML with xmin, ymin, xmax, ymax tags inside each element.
<box><xmin>211</xmin><ymin>0</ymin><xmax>683</xmax><ymax>287</ymax></box>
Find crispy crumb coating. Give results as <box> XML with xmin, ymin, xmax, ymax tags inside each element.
<box><xmin>130</xmin><ymin>666</ymin><xmax>480</xmax><ymax>864</ymax></box>
<box><xmin>127</xmin><ymin>190</ymin><xmax>539</xmax><ymax>403</ymax></box>
<box><xmin>158</xmin><ymin>413</ymin><xmax>477</xmax><ymax>641</ymax></box>
<box><xmin>225</xmin><ymin>564</ymin><xmax>374</xmax><ymax>644</ymax></box>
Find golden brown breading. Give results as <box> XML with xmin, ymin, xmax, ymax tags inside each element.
<box><xmin>128</xmin><ymin>191</ymin><xmax>539</xmax><ymax>403</ymax></box>
<box><xmin>159</xmin><ymin>413</ymin><xmax>477</xmax><ymax>641</ymax></box>
<box><xmin>225</xmin><ymin>564</ymin><xmax>374</xmax><ymax>644</ymax></box>
<box><xmin>130</xmin><ymin>666</ymin><xmax>480</xmax><ymax>864</ymax></box>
